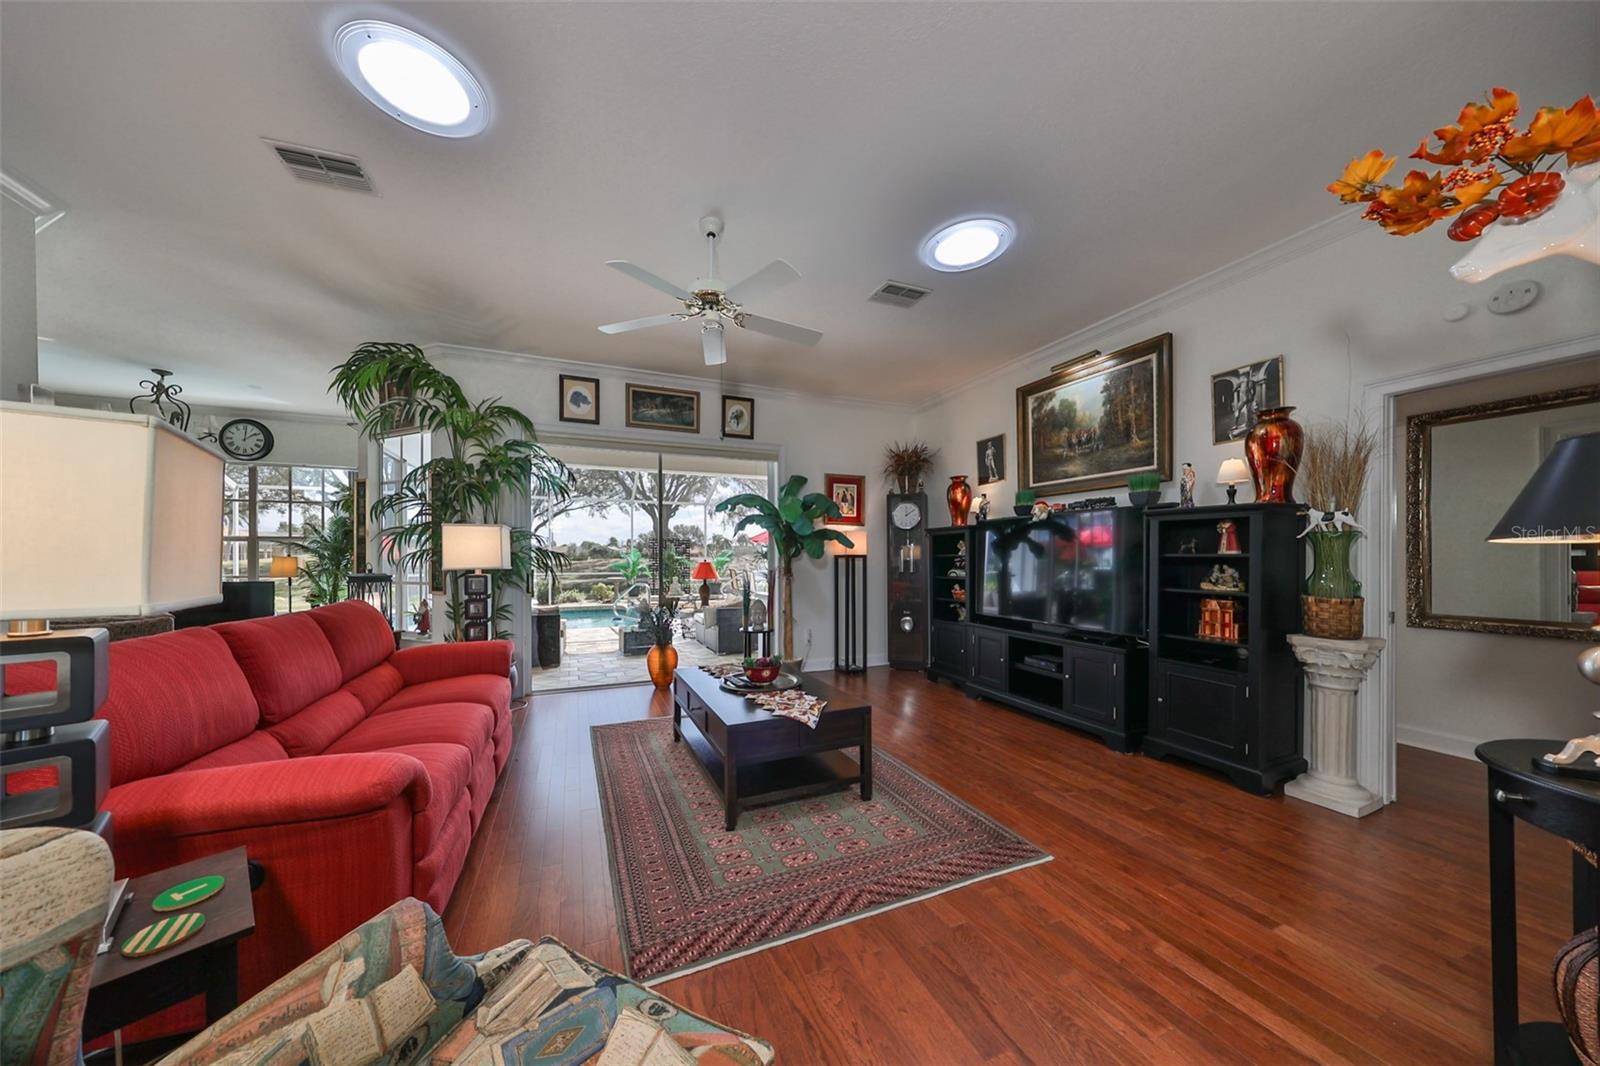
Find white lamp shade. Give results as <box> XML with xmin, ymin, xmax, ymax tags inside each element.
<box><xmin>441</xmin><ymin>523</ymin><xmax>512</xmax><ymax>570</ymax></box>
<box><xmin>0</xmin><ymin>403</ymin><xmax>224</xmax><ymax>619</ymax></box>
<box><xmin>1217</xmin><ymin>457</ymin><xmax>1251</xmax><ymax>485</ymax></box>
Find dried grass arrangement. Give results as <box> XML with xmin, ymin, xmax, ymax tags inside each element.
<box><xmin>1301</xmin><ymin>418</ymin><xmax>1378</xmax><ymax>516</ymax></box>
<box><xmin>882</xmin><ymin>441</ymin><xmax>937</xmax><ymax>491</ymax></box>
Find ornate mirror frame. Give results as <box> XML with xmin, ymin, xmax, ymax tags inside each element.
<box><xmin>1405</xmin><ymin>382</ymin><xmax>1600</xmax><ymax>639</ymax></box>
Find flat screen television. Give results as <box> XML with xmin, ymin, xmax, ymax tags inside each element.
<box><xmin>976</xmin><ymin>510</ymin><xmax>1145</xmax><ymax>637</ymax></box>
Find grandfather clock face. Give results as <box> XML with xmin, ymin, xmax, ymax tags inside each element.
<box><xmin>887</xmin><ymin>492</ymin><xmax>929</xmax><ymax>668</ymax></box>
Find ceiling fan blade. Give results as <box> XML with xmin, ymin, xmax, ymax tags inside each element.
<box><xmin>597</xmin><ymin>313</ymin><xmax>683</xmax><ymax>335</ymax></box>
<box><xmin>605</xmin><ymin>260</ymin><xmax>693</xmax><ymax>302</ymax></box>
<box><xmin>725</xmin><ymin>259</ymin><xmax>800</xmax><ymax>305</ymax></box>
<box><xmin>739</xmin><ymin>313</ymin><xmax>822</xmax><ymax>347</ymax></box>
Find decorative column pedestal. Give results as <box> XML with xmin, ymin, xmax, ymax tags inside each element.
<box><xmin>1285</xmin><ymin>634</ymin><xmax>1386</xmax><ymax>818</ymax></box>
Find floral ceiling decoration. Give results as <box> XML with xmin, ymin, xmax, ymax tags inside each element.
<box><xmin>1328</xmin><ymin>88</ymin><xmax>1600</xmax><ymax>281</ymax></box>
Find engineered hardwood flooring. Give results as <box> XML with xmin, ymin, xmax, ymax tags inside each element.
<box><xmin>442</xmin><ymin>668</ymin><xmax>1579</xmax><ymax>1064</ymax></box>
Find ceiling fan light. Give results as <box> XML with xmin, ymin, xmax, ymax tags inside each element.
<box><xmin>920</xmin><ymin>217</ymin><xmax>1015</xmax><ymax>272</ymax></box>
<box><xmin>702</xmin><ymin>321</ymin><xmax>727</xmax><ymax>366</ymax></box>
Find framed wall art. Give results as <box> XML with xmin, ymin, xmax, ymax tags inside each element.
<box><xmin>976</xmin><ymin>434</ymin><xmax>1006</xmax><ymax>485</ymax></box>
<box><xmin>625</xmin><ymin>384</ymin><xmax>700</xmax><ymax>434</ymax></box>
<box><xmin>559</xmin><ymin>374</ymin><xmax>600</xmax><ymax>424</ymax></box>
<box><xmin>1016</xmin><ymin>333</ymin><xmax>1172</xmax><ymax>495</ymax></box>
<box><xmin>1210</xmin><ymin>355</ymin><xmax>1284</xmax><ymax>444</ymax></box>
<box><xmin>824</xmin><ymin>473</ymin><xmax>866</xmax><ymax>526</ymax></box>
<box><xmin>721</xmin><ymin>395</ymin><xmax>755</xmax><ymax>439</ymax></box>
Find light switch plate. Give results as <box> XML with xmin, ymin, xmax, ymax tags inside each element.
<box><xmin>1487</xmin><ymin>280</ymin><xmax>1541</xmax><ymax>315</ymax></box>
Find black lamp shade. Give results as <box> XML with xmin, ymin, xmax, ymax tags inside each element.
<box><xmin>1485</xmin><ymin>431</ymin><xmax>1600</xmax><ymax>544</ymax></box>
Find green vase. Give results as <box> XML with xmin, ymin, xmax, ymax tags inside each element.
<box><xmin>1304</xmin><ymin>529</ymin><xmax>1362</xmax><ymax>599</ymax></box>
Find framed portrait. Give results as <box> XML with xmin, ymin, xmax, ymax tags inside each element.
<box><xmin>976</xmin><ymin>434</ymin><xmax>1006</xmax><ymax>485</ymax></box>
<box><xmin>824</xmin><ymin>473</ymin><xmax>866</xmax><ymax>526</ymax></box>
<box><xmin>462</xmin><ymin>573</ymin><xmax>490</xmax><ymax>596</ymax></box>
<box><xmin>463</xmin><ymin>598</ymin><xmax>489</xmax><ymax>620</ymax></box>
<box><xmin>1211</xmin><ymin>355</ymin><xmax>1284</xmax><ymax>444</ymax></box>
<box><xmin>462</xmin><ymin>622</ymin><xmax>490</xmax><ymax>642</ymax></box>
<box><xmin>559</xmin><ymin>374</ymin><xmax>600</xmax><ymax>424</ymax></box>
<box><xmin>626</xmin><ymin>384</ymin><xmax>700</xmax><ymax>434</ymax></box>
<box><xmin>1016</xmin><ymin>333</ymin><xmax>1172</xmax><ymax>495</ymax></box>
<box><xmin>721</xmin><ymin>395</ymin><xmax>755</xmax><ymax>439</ymax></box>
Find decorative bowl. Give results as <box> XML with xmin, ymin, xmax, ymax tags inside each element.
<box><xmin>745</xmin><ymin>664</ymin><xmax>780</xmax><ymax>684</ymax></box>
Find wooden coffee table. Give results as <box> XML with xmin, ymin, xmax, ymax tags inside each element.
<box><xmin>672</xmin><ymin>668</ymin><xmax>872</xmax><ymax>830</ymax></box>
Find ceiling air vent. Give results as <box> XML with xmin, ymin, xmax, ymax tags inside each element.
<box><xmin>868</xmin><ymin>281</ymin><xmax>930</xmax><ymax>308</ymax></box>
<box><xmin>267</xmin><ymin>141</ymin><xmax>375</xmax><ymax>193</ymax></box>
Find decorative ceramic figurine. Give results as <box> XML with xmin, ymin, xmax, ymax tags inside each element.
<box><xmin>1030</xmin><ymin>500</ymin><xmax>1052</xmax><ymax>522</ymax></box>
<box><xmin>1298</xmin><ymin>508</ymin><xmax>1366</xmax><ymax>538</ymax></box>
<box><xmin>1178</xmin><ymin>536</ymin><xmax>1199</xmax><ymax>554</ymax></box>
<box><xmin>1179</xmin><ymin>463</ymin><xmax>1197</xmax><ymax>508</ymax></box>
<box><xmin>1200</xmin><ymin>564</ymin><xmax>1245</xmax><ymax>592</ymax></box>
<box><xmin>975</xmin><ymin>493</ymin><xmax>990</xmax><ymax>522</ymax></box>
<box><xmin>1217</xmin><ymin>519</ymin><xmax>1241</xmax><ymax>554</ymax></box>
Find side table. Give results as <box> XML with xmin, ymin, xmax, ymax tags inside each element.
<box><xmin>84</xmin><ymin>847</ymin><xmax>257</xmax><ymax>1040</ymax></box>
<box><xmin>1476</xmin><ymin>739</ymin><xmax>1599</xmax><ymax>1066</ymax></box>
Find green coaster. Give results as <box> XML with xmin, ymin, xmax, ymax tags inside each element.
<box><xmin>121</xmin><ymin>911</ymin><xmax>206</xmax><ymax>958</ymax></box>
<box><xmin>152</xmin><ymin>874</ymin><xmax>224</xmax><ymax>912</ymax></box>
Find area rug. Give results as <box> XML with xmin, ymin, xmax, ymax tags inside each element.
<box><xmin>592</xmin><ymin>718</ymin><xmax>1050</xmax><ymax>983</ymax></box>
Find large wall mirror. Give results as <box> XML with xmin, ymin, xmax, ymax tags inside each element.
<box><xmin>1406</xmin><ymin>383</ymin><xmax>1600</xmax><ymax>639</ymax></box>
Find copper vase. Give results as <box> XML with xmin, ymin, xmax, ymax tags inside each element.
<box><xmin>1244</xmin><ymin>406</ymin><xmax>1303</xmax><ymax>503</ymax></box>
<box><xmin>646</xmin><ymin>644</ymin><xmax>677</xmax><ymax>689</ymax></box>
<box><xmin>947</xmin><ymin>475</ymin><xmax>972</xmax><ymax>526</ymax></box>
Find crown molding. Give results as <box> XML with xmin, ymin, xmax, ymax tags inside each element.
<box><xmin>0</xmin><ymin>171</ymin><xmax>66</xmax><ymax>233</ymax></box>
<box><xmin>913</xmin><ymin>210</ymin><xmax>1368</xmax><ymax>413</ymax></box>
<box><xmin>428</xmin><ymin>342</ymin><xmax>918</xmax><ymax>412</ymax></box>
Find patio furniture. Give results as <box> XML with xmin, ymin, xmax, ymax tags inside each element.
<box><xmin>692</xmin><ymin>603</ymin><xmax>743</xmax><ymax>653</ymax></box>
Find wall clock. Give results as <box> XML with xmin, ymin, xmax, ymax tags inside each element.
<box><xmin>218</xmin><ymin>418</ymin><xmax>274</xmax><ymax>461</ymax></box>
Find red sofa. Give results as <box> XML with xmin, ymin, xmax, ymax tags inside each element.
<box><xmin>24</xmin><ymin>601</ymin><xmax>513</xmax><ymax>1009</ymax></box>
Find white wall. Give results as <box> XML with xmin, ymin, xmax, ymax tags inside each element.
<box><xmin>436</xmin><ymin>346</ymin><xmax>916</xmax><ymax>670</ymax></box>
<box><xmin>54</xmin><ymin>394</ymin><xmax>358</xmax><ymax>468</ymax></box>
<box><xmin>0</xmin><ymin>192</ymin><xmax>39</xmax><ymax>402</ymax></box>
<box><xmin>910</xmin><ymin>215</ymin><xmax>1600</xmax><ymax>775</ymax></box>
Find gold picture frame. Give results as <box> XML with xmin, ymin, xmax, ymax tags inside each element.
<box><xmin>625</xmin><ymin>384</ymin><xmax>701</xmax><ymax>434</ymax></box>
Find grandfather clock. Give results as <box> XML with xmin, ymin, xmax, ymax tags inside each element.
<box><xmin>886</xmin><ymin>492</ymin><xmax>929</xmax><ymax>669</ymax></box>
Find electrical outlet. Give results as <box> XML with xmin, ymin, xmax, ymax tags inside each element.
<box><xmin>1487</xmin><ymin>280</ymin><xmax>1541</xmax><ymax>315</ymax></box>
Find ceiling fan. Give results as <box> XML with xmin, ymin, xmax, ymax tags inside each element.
<box><xmin>598</xmin><ymin>215</ymin><xmax>822</xmax><ymax>366</ymax></box>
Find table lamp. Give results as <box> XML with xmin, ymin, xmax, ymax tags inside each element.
<box><xmin>1485</xmin><ymin>430</ymin><xmax>1600</xmax><ymax>775</ymax></box>
<box><xmin>442</xmin><ymin>523</ymin><xmax>511</xmax><ymax>642</ymax></box>
<box><xmin>1217</xmin><ymin>458</ymin><xmax>1251</xmax><ymax>504</ymax></box>
<box><xmin>0</xmin><ymin>404</ymin><xmax>223</xmax><ymax>831</ymax></box>
<box><xmin>690</xmin><ymin>559</ymin><xmax>718</xmax><ymax>607</ymax></box>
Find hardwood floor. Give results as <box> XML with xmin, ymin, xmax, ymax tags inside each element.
<box><xmin>443</xmin><ymin>668</ymin><xmax>1578</xmax><ymax>1064</ymax></box>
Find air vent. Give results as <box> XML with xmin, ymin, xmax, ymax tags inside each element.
<box><xmin>868</xmin><ymin>281</ymin><xmax>930</xmax><ymax>308</ymax></box>
<box><xmin>267</xmin><ymin>141</ymin><xmax>375</xmax><ymax>193</ymax></box>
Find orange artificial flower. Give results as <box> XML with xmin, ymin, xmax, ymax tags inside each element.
<box><xmin>1328</xmin><ymin>150</ymin><xmax>1397</xmax><ymax>203</ymax></box>
<box><xmin>1447</xmin><ymin>203</ymin><xmax>1500</xmax><ymax>242</ymax></box>
<box><xmin>1502</xmin><ymin>95</ymin><xmax>1600</xmax><ymax>167</ymax></box>
<box><xmin>1412</xmin><ymin>87</ymin><xmax>1519</xmax><ymax>165</ymax></box>
<box><xmin>1364</xmin><ymin>170</ymin><xmax>1454</xmax><ymax>235</ymax></box>
<box><xmin>1497</xmin><ymin>172</ymin><xmax>1566</xmax><ymax>220</ymax></box>
<box><xmin>1444</xmin><ymin>167</ymin><xmax>1502</xmax><ymax>208</ymax></box>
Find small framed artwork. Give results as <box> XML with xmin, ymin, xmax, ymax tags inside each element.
<box><xmin>824</xmin><ymin>473</ymin><xmax>866</xmax><ymax>526</ymax></box>
<box><xmin>626</xmin><ymin>384</ymin><xmax>700</xmax><ymax>434</ymax></box>
<box><xmin>976</xmin><ymin>434</ymin><xmax>1006</xmax><ymax>485</ymax></box>
<box><xmin>462</xmin><ymin>573</ymin><xmax>490</xmax><ymax>596</ymax></box>
<box><xmin>559</xmin><ymin>374</ymin><xmax>600</xmax><ymax>424</ymax></box>
<box><xmin>721</xmin><ymin>395</ymin><xmax>755</xmax><ymax>439</ymax></box>
<box><xmin>462</xmin><ymin>622</ymin><xmax>490</xmax><ymax>642</ymax></box>
<box><xmin>463</xmin><ymin>598</ymin><xmax>489</xmax><ymax>620</ymax></box>
<box><xmin>1211</xmin><ymin>355</ymin><xmax>1284</xmax><ymax>444</ymax></box>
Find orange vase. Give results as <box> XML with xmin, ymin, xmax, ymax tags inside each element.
<box><xmin>647</xmin><ymin>644</ymin><xmax>678</xmax><ymax>689</ymax></box>
<box><xmin>947</xmin><ymin>475</ymin><xmax>973</xmax><ymax>526</ymax></box>
<box><xmin>1244</xmin><ymin>406</ymin><xmax>1304</xmax><ymax>503</ymax></box>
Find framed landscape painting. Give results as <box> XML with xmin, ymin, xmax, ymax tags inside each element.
<box><xmin>626</xmin><ymin>384</ymin><xmax>700</xmax><ymax>434</ymax></box>
<box><xmin>1015</xmin><ymin>333</ymin><xmax>1172</xmax><ymax>495</ymax></box>
<box><xmin>1210</xmin><ymin>355</ymin><xmax>1284</xmax><ymax>444</ymax></box>
<box><xmin>824</xmin><ymin>473</ymin><xmax>865</xmax><ymax>526</ymax></box>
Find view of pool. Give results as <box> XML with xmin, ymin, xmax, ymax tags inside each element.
<box><xmin>561</xmin><ymin>606</ymin><xmax>620</xmax><ymax>630</ymax></box>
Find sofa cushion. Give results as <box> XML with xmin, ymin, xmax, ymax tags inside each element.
<box><xmin>322</xmin><ymin>703</ymin><xmax>494</xmax><ymax>762</ymax></box>
<box><xmin>375</xmin><ymin>675</ymin><xmax>511</xmax><ymax>723</ymax></box>
<box><xmin>345</xmin><ymin>662</ymin><xmax>405</xmax><ymax>714</ymax></box>
<box><xmin>308</xmin><ymin>601</ymin><xmax>396</xmax><ymax>684</ymax></box>
<box><xmin>383</xmin><ymin>742</ymin><xmax>473</xmax><ymax>854</ymax></box>
<box><xmin>95</xmin><ymin>628</ymin><xmax>261</xmax><ymax>786</ymax></box>
<box><xmin>177</xmin><ymin>731</ymin><xmax>289</xmax><ymax>773</ymax></box>
<box><xmin>266</xmin><ymin>690</ymin><xmax>366</xmax><ymax>758</ymax></box>
<box><xmin>215</xmin><ymin>614</ymin><xmax>342</xmax><ymax>724</ymax></box>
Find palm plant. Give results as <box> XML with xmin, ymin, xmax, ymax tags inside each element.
<box><xmin>608</xmin><ymin>547</ymin><xmax>652</xmax><ymax>585</ymax></box>
<box><xmin>715</xmin><ymin>475</ymin><xmax>854</xmax><ymax>661</ymax></box>
<box><xmin>286</xmin><ymin>484</ymin><xmax>354</xmax><ymax>607</ymax></box>
<box><xmin>330</xmin><ymin>342</ymin><xmax>572</xmax><ymax>640</ymax></box>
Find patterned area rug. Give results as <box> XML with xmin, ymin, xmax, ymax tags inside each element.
<box><xmin>592</xmin><ymin>718</ymin><xmax>1050</xmax><ymax>982</ymax></box>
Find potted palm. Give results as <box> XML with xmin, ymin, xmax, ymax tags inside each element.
<box><xmin>286</xmin><ymin>484</ymin><xmax>354</xmax><ymax>607</ymax></box>
<box><xmin>330</xmin><ymin>343</ymin><xmax>572</xmax><ymax>640</ymax></box>
<box><xmin>716</xmin><ymin>475</ymin><xmax>854</xmax><ymax>669</ymax></box>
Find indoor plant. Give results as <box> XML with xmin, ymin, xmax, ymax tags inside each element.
<box><xmin>1299</xmin><ymin>419</ymin><xmax>1377</xmax><ymax>639</ymax></box>
<box><xmin>882</xmin><ymin>441</ymin><xmax>936</xmax><ymax>494</ymax></box>
<box><xmin>1127</xmin><ymin>472</ymin><xmax>1161</xmax><ymax>508</ymax></box>
<box><xmin>639</xmin><ymin>602</ymin><xmax>678</xmax><ymax>688</ymax></box>
<box><xmin>286</xmin><ymin>483</ymin><xmax>354</xmax><ymax>607</ymax></box>
<box><xmin>330</xmin><ymin>342</ymin><xmax>572</xmax><ymax>640</ymax></box>
<box><xmin>715</xmin><ymin>475</ymin><xmax>854</xmax><ymax>667</ymax></box>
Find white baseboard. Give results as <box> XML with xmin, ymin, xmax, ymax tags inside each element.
<box><xmin>802</xmin><ymin>652</ymin><xmax>889</xmax><ymax>672</ymax></box>
<box><xmin>1395</xmin><ymin>723</ymin><xmax>1480</xmax><ymax>761</ymax></box>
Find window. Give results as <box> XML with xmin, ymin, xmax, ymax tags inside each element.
<box><xmin>380</xmin><ymin>431</ymin><xmax>432</xmax><ymax>632</ymax></box>
<box><xmin>222</xmin><ymin>463</ymin><xmax>353</xmax><ymax>613</ymax></box>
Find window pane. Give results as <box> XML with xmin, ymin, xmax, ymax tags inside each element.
<box><xmin>256</xmin><ymin>500</ymin><xmax>289</xmax><ymax>536</ymax></box>
<box><xmin>256</xmin><ymin>466</ymin><xmax>290</xmax><ymax>491</ymax></box>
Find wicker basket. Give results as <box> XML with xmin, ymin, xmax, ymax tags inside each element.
<box><xmin>1303</xmin><ymin>596</ymin><xmax>1364</xmax><ymax>640</ymax></box>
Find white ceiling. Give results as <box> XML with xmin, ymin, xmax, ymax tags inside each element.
<box><xmin>4</xmin><ymin>2</ymin><xmax>1596</xmax><ymax>413</ymax></box>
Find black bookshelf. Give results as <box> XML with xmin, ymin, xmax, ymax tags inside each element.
<box><xmin>1143</xmin><ymin>503</ymin><xmax>1306</xmax><ymax>793</ymax></box>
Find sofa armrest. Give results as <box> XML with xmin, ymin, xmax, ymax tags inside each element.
<box><xmin>102</xmin><ymin>753</ymin><xmax>432</xmax><ymax>839</ymax></box>
<box><xmin>390</xmin><ymin>640</ymin><xmax>512</xmax><ymax>686</ymax></box>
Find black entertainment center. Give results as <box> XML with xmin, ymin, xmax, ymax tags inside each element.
<box><xmin>925</xmin><ymin>503</ymin><xmax>1306</xmax><ymax>793</ymax></box>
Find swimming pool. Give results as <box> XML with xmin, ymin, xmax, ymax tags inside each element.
<box><xmin>561</xmin><ymin>606</ymin><xmax>619</xmax><ymax>630</ymax></box>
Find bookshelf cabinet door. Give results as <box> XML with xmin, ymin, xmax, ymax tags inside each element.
<box><xmin>930</xmin><ymin>622</ymin><xmax>968</xmax><ymax>676</ymax></box>
<box><xmin>1065</xmin><ymin>650</ymin><xmax>1118</xmax><ymax>725</ymax></box>
<box><xmin>1154</xmin><ymin>662</ymin><xmax>1245</xmax><ymax>761</ymax></box>
<box><xmin>969</xmin><ymin>628</ymin><xmax>1008</xmax><ymax>689</ymax></box>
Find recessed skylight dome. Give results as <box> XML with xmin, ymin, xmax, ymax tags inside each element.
<box><xmin>920</xmin><ymin>218</ymin><xmax>1015</xmax><ymax>272</ymax></box>
<box><xmin>335</xmin><ymin>21</ymin><xmax>489</xmax><ymax>137</ymax></box>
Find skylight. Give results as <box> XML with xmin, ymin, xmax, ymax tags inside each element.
<box><xmin>920</xmin><ymin>218</ymin><xmax>1015</xmax><ymax>272</ymax></box>
<box><xmin>334</xmin><ymin>21</ymin><xmax>489</xmax><ymax>138</ymax></box>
